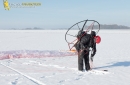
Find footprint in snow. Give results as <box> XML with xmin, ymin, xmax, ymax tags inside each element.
<box><xmin>11</xmin><ymin>78</ymin><xmax>19</xmax><ymax>85</ymax></box>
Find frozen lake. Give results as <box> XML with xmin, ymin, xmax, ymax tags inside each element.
<box><xmin>0</xmin><ymin>30</ymin><xmax>130</xmax><ymax>85</ymax></box>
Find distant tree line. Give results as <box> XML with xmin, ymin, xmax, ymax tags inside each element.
<box><xmin>2</xmin><ymin>24</ymin><xmax>130</xmax><ymax>30</ymax></box>
<box><xmin>58</xmin><ymin>24</ymin><xmax>130</xmax><ymax>30</ymax></box>
<box><xmin>100</xmin><ymin>24</ymin><xmax>130</xmax><ymax>29</ymax></box>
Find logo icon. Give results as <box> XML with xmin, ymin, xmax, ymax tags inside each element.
<box><xmin>3</xmin><ymin>0</ymin><xmax>10</xmax><ymax>10</ymax></box>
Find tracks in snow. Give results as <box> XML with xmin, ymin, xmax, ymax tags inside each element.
<box><xmin>0</xmin><ymin>63</ymin><xmax>46</xmax><ymax>85</ymax></box>
<box><xmin>22</xmin><ymin>60</ymin><xmax>110</xmax><ymax>75</ymax></box>
<box><xmin>0</xmin><ymin>59</ymin><xmax>110</xmax><ymax>85</ymax></box>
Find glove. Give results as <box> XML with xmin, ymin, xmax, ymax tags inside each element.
<box><xmin>91</xmin><ymin>49</ymin><xmax>96</xmax><ymax>62</ymax></box>
<box><xmin>91</xmin><ymin>49</ymin><xmax>96</xmax><ymax>57</ymax></box>
<box><xmin>91</xmin><ymin>56</ymin><xmax>93</xmax><ymax>62</ymax></box>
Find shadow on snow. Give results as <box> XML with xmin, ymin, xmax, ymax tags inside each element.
<box><xmin>94</xmin><ymin>61</ymin><xmax>130</xmax><ymax>69</ymax></box>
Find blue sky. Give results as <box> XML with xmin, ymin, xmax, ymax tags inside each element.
<box><xmin>0</xmin><ymin>0</ymin><xmax>130</xmax><ymax>29</ymax></box>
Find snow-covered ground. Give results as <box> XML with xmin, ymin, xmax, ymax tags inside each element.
<box><xmin>0</xmin><ymin>30</ymin><xmax>130</xmax><ymax>85</ymax></box>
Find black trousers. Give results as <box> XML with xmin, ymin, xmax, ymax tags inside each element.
<box><xmin>78</xmin><ymin>50</ymin><xmax>90</xmax><ymax>71</ymax></box>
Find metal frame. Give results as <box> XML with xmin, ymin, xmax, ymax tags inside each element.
<box><xmin>65</xmin><ymin>19</ymin><xmax>100</xmax><ymax>50</ymax></box>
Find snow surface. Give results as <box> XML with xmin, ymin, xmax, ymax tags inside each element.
<box><xmin>0</xmin><ymin>30</ymin><xmax>130</xmax><ymax>85</ymax></box>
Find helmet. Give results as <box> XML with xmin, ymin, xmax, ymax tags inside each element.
<box><xmin>91</xmin><ymin>31</ymin><xmax>96</xmax><ymax>37</ymax></box>
<box><xmin>77</xmin><ymin>30</ymin><xmax>86</xmax><ymax>38</ymax></box>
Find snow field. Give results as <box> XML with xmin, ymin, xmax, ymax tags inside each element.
<box><xmin>0</xmin><ymin>30</ymin><xmax>130</xmax><ymax>85</ymax></box>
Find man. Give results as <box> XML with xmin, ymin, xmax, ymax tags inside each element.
<box><xmin>74</xmin><ymin>30</ymin><xmax>96</xmax><ymax>71</ymax></box>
